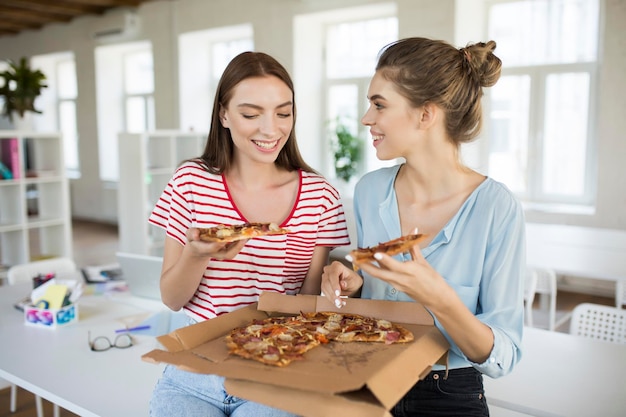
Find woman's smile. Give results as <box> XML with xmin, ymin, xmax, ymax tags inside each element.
<box><xmin>252</xmin><ymin>139</ymin><xmax>280</xmax><ymax>151</ymax></box>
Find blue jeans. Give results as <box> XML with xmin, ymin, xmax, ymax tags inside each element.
<box><xmin>392</xmin><ymin>367</ymin><xmax>489</xmax><ymax>417</ymax></box>
<box><xmin>150</xmin><ymin>365</ymin><xmax>299</xmax><ymax>417</ymax></box>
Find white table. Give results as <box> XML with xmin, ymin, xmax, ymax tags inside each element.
<box><xmin>526</xmin><ymin>223</ymin><xmax>626</xmax><ymax>283</ymax></box>
<box><xmin>0</xmin><ymin>282</ymin><xmax>168</xmax><ymax>417</ymax></box>
<box><xmin>484</xmin><ymin>326</ymin><xmax>626</xmax><ymax>417</ymax></box>
<box><xmin>526</xmin><ymin>223</ymin><xmax>626</xmax><ymax>322</ymax></box>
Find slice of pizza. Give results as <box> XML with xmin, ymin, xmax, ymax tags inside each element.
<box><xmin>197</xmin><ymin>222</ymin><xmax>290</xmax><ymax>243</ymax></box>
<box><xmin>333</xmin><ymin>313</ymin><xmax>415</xmax><ymax>344</ymax></box>
<box><xmin>300</xmin><ymin>311</ymin><xmax>414</xmax><ymax>344</ymax></box>
<box><xmin>225</xmin><ymin>316</ymin><xmax>320</xmax><ymax>367</ymax></box>
<box><xmin>348</xmin><ymin>233</ymin><xmax>426</xmax><ymax>267</ymax></box>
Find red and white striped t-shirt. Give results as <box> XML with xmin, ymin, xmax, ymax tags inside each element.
<box><xmin>149</xmin><ymin>162</ymin><xmax>351</xmax><ymax>321</ymax></box>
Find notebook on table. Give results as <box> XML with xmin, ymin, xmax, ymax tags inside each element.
<box><xmin>116</xmin><ymin>252</ymin><xmax>163</xmax><ymax>301</ymax></box>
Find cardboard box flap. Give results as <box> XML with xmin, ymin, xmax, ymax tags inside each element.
<box><xmin>155</xmin><ymin>303</ymin><xmax>268</xmax><ymax>352</ymax></box>
<box><xmin>258</xmin><ymin>291</ymin><xmax>317</xmax><ymax>314</ymax></box>
<box><xmin>365</xmin><ymin>327</ymin><xmax>448</xmax><ymax>409</ymax></box>
<box><xmin>225</xmin><ymin>378</ymin><xmax>393</xmax><ymax>417</ymax></box>
<box><xmin>142</xmin><ymin>349</ymin><xmax>222</xmax><ymax>374</ymax></box>
<box><xmin>258</xmin><ymin>292</ymin><xmax>434</xmax><ymax>325</ymax></box>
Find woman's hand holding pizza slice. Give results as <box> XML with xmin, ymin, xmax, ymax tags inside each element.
<box><xmin>357</xmin><ymin>232</ymin><xmax>456</xmax><ymax>308</ymax></box>
<box><xmin>321</xmin><ymin>230</ymin><xmax>426</xmax><ymax>309</ymax></box>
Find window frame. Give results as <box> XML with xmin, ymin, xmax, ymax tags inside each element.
<box><xmin>484</xmin><ymin>0</ymin><xmax>600</xmax><ymax>209</ymax></box>
<box><xmin>55</xmin><ymin>57</ymin><xmax>79</xmax><ymax>176</ymax></box>
<box><xmin>321</xmin><ymin>15</ymin><xmax>399</xmax><ymax>184</ymax></box>
<box><xmin>95</xmin><ymin>40</ymin><xmax>153</xmax><ymax>182</ymax></box>
<box><xmin>122</xmin><ymin>49</ymin><xmax>155</xmax><ymax>133</ymax></box>
<box><xmin>178</xmin><ymin>24</ymin><xmax>253</xmax><ymax>133</ymax></box>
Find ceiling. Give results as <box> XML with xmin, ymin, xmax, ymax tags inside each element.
<box><xmin>0</xmin><ymin>0</ymin><xmax>157</xmax><ymax>39</ymax></box>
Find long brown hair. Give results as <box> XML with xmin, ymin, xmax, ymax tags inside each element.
<box><xmin>376</xmin><ymin>37</ymin><xmax>502</xmax><ymax>145</ymax></box>
<box><xmin>195</xmin><ymin>51</ymin><xmax>314</xmax><ymax>174</ymax></box>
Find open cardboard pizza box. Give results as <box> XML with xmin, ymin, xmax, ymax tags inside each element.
<box><xmin>142</xmin><ymin>292</ymin><xmax>449</xmax><ymax>417</ymax></box>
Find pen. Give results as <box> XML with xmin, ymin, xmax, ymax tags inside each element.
<box><xmin>115</xmin><ymin>325</ymin><xmax>151</xmax><ymax>333</ymax></box>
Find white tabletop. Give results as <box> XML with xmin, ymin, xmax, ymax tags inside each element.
<box><xmin>484</xmin><ymin>326</ymin><xmax>626</xmax><ymax>417</ymax></box>
<box><xmin>0</xmin><ymin>282</ymin><xmax>167</xmax><ymax>417</ymax></box>
<box><xmin>525</xmin><ymin>223</ymin><xmax>626</xmax><ymax>282</ymax></box>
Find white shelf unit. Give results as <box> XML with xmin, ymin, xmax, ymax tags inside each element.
<box><xmin>0</xmin><ymin>131</ymin><xmax>73</xmax><ymax>267</ymax></box>
<box><xmin>118</xmin><ymin>131</ymin><xmax>207</xmax><ymax>256</ymax></box>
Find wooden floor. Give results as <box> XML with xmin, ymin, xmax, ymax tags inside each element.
<box><xmin>0</xmin><ymin>219</ymin><xmax>616</xmax><ymax>416</ymax></box>
<box><xmin>531</xmin><ymin>289</ymin><xmax>615</xmax><ymax>332</ymax></box>
<box><xmin>68</xmin><ymin>219</ymin><xmax>120</xmax><ymax>268</ymax></box>
<box><xmin>0</xmin><ymin>386</ymin><xmax>79</xmax><ymax>417</ymax></box>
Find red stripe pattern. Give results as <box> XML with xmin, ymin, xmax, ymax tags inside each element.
<box><xmin>149</xmin><ymin>162</ymin><xmax>350</xmax><ymax>321</ymax></box>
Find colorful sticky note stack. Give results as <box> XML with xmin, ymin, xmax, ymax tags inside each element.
<box><xmin>36</xmin><ymin>284</ymin><xmax>69</xmax><ymax>309</ymax></box>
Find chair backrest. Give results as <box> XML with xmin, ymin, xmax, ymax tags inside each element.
<box><xmin>7</xmin><ymin>258</ymin><xmax>77</xmax><ymax>286</ymax></box>
<box><xmin>523</xmin><ymin>268</ymin><xmax>538</xmax><ymax>326</ymax></box>
<box><xmin>524</xmin><ymin>268</ymin><xmax>538</xmax><ymax>305</ymax></box>
<box><xmin>533</xmin><ymin>267</ymin><xmax>557</xmax><ymax>295</ymax></box>
<box><xmin>569</xmin><ymin>303</ymin><xmax>626</xmax><ymax>344</ymax></box>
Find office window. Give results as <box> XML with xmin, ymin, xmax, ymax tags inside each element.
<box><xmin>29</xmin><ymin>53</ymin><xmax>79</xmax><ymax>176</ymax></box>
<box><xmin>95</xmin><ymin>41</ymin><xmax>153</xmax><ymax>181</ymax></box>
<box><xmin>179</xmin><ymin>24</ymin><xmax>253</xmax><ymax>132</ymax></box>
<box><xmin>324</xmin><ymin>16</ymin><xmax>398</xmax><ymax>179</ymax></box>
<box><xmin>486</xmin><ymin>0</ymin><xmax>599</xmax><ymax>206</ymax></box>
<box><xmin>123</xmin><ymin>49</ymin><xmax>154</xmax><ymax>133</ymax></box>
<box><xmin>57</xmin><ymin>59</ymin><xmax>79</xmax><ymax>174</ymax></box>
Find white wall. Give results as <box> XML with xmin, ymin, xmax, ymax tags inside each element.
<box><xmin>0</xmin><ymin>0</ymin><xmax>623</xmax><ymax>230</ymax></box>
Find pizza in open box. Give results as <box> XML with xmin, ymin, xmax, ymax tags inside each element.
<box><xmin>226</xmin><ymin>311</ymin><xmax>414</xmax><ymax>367</ymax></box>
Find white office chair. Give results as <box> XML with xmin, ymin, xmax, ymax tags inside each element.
<box><xmin>616</xmin><ymin>280</ymin><xmax>626</xmax><ymax>309</ymax></box>
<box><xmin>523</xmin><ymin>268</ymin><xmax>538</xmax><ymax>327</ymax></box>
<box><xmin>7</xmin><ymin>257</ymin><xmax>76</xmax><ymax>417</ymax></box>
<box><xmin>569</xmin><ymin>303</ymin><xmax>626</xmax><ymax>344</ymax></box>
<box><xmin>524</xmin><ymin>266</ymin><xmax>559</xmax><ymax>331</ymax></box>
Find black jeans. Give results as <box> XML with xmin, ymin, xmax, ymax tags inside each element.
<box><xmin>391</xmin><ymin>367</ymin><xmax>489</xmax><ymax>417</ymax></box>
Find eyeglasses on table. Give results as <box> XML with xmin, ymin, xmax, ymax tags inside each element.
<box><xmin>88</xmin><ymin>331</ymin><xmax>134</xmax><ymax>352</ymax></box>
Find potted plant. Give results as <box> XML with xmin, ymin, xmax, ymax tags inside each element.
<box><xmin>0</xmin><ymin>57</ymin><xmax>47</xmax><ymax>122</ymax></box>
<box><xmin>331</xmin><ymin>120</ymin><xmax>362</xmax><ymax>183</ymax></box>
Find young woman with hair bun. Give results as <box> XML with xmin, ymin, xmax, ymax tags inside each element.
<box><xmin>322</xmin><ymin>37</ymin><xmax>525</xmax><ymax>417</ymax></box>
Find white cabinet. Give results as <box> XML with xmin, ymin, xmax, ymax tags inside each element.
<box><xmin>0</xmin><ymin>132</ymin><xmax>72</xmax><ymax>267</ymax></box>
<box><xmin>118</xmin><ymin>131</ymin><xmax>207</xmax><ymax>256</ymax></box>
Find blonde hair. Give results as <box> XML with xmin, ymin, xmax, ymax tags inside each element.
<box><xmin>376</xmin><ymin>37</ymin><xmax>502</xmax><ymax>145</ymax></box>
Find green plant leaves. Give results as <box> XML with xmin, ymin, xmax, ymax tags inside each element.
<box><xmin>332</xmin><ymin>122</ymin><xmax>362</xmax><ymax>182</ymax></box>
<box><xmin>0</xmin><ymin>57</ymin><xmax>47</xmax><ymax>121</ymax></box>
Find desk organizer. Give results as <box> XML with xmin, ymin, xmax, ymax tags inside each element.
<box><xmin>24</xmin><ymin>303</ymin><xmax>78</xmax><ymax>329</ymax></box>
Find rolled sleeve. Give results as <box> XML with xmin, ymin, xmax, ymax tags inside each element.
<box><xmin>470</xmin><ymin>326</ymin><xmax>522</xmax><ymax>378</ymax></box>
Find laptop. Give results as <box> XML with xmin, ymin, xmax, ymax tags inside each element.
<box><xmin>116</xmin><ymin>252</ymin><xmax>163</xmax><ymax>301</ymax></box>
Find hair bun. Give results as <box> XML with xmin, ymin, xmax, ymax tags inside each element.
<box><xmin>462</xmin><ymin>41</ymin><xmax>502</xmax><ymax>87</ymax></box>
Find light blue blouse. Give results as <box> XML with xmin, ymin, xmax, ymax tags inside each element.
<box><xmin>354</xmin><ymin>164</ymin><xmax>525</xmax><ymax>378</ymax></box>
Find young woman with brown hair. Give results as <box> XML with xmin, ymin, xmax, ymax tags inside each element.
<box><xmin>150</xmin><ymin>51</ymin><xmax>350</xmax><ymax>417</ymax></box>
